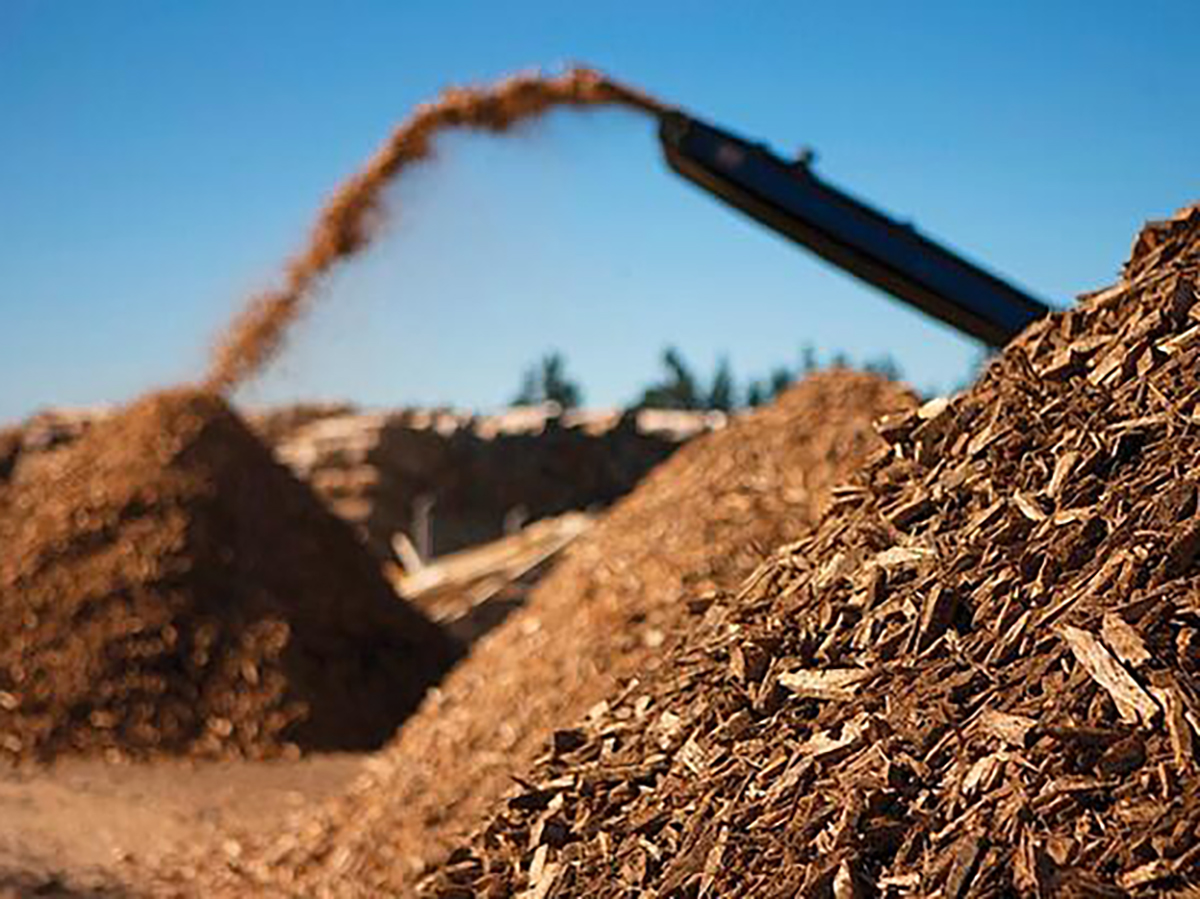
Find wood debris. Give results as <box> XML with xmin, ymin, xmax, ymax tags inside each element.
<box><xmin>777</xmin><ymin>667</ymin><xmax>873</xmax><ymax>701</ymax></box>
<box><xmin>1059</xmin><ymin>625</ymin><xmax>1159</xmax><ymax>726</ymax></box>
<box><xmin>177</xmin><ymin>372</ymin><xmax>915</xmax><ymax>896</ymax></box>
<box><xmin>0</xmin><ymin>390</ymin><xmax>462</xmax><ymax>762</ymax></box>
<box><xmin>416</xmin><ymin>205</ymin><xmax>1200</xmax><ymax>898</ymax></box>
<box><xmin>390</xmin><ymin>511</ymin><xmax>594</xmax><ymax>642</ymax></box>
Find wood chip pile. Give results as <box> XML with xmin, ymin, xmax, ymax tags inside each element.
<box><xmin>182</xmin><ymin>370</ymin><xmax>914</xmax><ymax>895</ymax></box>
<box><xmin>0</xmin><ymin>407</ymin><xmax>107</xmax><ymax>490</ymax></box>
<box><xmin>416</xmin><ymin>206</ymin><xmax>1200</xmax><ymax>897</ymax></box>
<box><xmin>0</xmin><ymin>389</ymin><xmax>461</xmax><ymax>762</ymax></box>
<box><xmin>0</xmin><ymin>426</ymin><xmax>19</xmax><ymax>484</ymax></box>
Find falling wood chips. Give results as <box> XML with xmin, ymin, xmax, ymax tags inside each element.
<box><xmin>417</xmin><ymin>205</ymin><xmax>1200</xmax><ymax>898</ymax></box>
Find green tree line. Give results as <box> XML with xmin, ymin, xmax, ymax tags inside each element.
<box><xmin>511</xmin><ymin>346</ymin><xmax>904</xmax><ymax>411</ymax></box>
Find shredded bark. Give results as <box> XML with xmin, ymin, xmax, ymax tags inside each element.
<box><xmin>0</xmin><ymin>389</ymin><xmax>461</xmax><ymax>761</ymax></box>
<box><xmin>171</xmin><ymin>370</ymin><xmax>915</xmax><ymax>894</ymax></box>
<box><xmin>413</xmin><ymin>206</ymin><xmax>1200</xmax><ymax>897</ymax></box>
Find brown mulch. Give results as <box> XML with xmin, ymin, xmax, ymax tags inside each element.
<box><xmin>416</xmin><ymin>205</ymin><xmax>1200</xmax><ymax>897</ymax></box>
<box><xmin>0</xmin><ymin>388</ymin><xmax>461</xmax><ymax>762</ymax></box>
<box><xmin>0</xmin><ymin>426</ymin><xmax>20</xmax><ymax>484</ymax></box>
<box><xmin>181</xmin><ymin>370</ymin><xmax>915</xmax><ymax>894</ymax></box>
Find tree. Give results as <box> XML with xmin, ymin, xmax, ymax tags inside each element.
<box><xmin>800</xmin><ymin>344</ymin><xmax>819</xmax><ymax>375</ymax></box>
<box><xmin>638</xmin><ymin>347</ymin><xmax>702</xmax><ymax>410</ymax></box>
<box><xmin>863</xmin><ymin>354</ymin><xmax>904</xmax><ymax>381</ymax></box>
<box><xmin>769</xmin><ymin>366</ymin><xmax>793</xmax><ymax>398</ymax></box>
<box><xmin>513</xmin><ymin>368</ymin><xmax>539</xmax><ymax>406</ymax></box>
<box><xmin>510</xmin><ymin>351</ymin><xmax>583</xmax><ymax>409</ymax></box>
<box><xmin>541</xmin><ymin>353</ymin><xmax>582</xmax><ymax>409</ymax></box>
<box><xmin>745</xmin><ymin>380</ymin><xmax>766</xmax><ymax>408</ymax></box>
<box><xmin>708</xmin><ymin>357</ymin><xmax>736</xmax><ymax>412</ymax></box>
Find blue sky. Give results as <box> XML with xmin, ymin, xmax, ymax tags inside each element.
<box><xmin>2</xmin><ymin>1</ymin><xmax>1197</xmax><ymax>421</ymax></box>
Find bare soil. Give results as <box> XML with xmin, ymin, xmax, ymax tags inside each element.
<box><xmin>0</xmin><ymin>754</ymin><xmax>362</xmax><ymax>896</ymax></box>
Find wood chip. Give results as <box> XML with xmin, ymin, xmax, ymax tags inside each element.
<box><xmin>1101</xmin><ymin>612</ymin><xmax>1151</xmax><ymax>668</ymax></box>
<box><xmin>777</xmin><ymin>668</ymin><xmax>871</xmax><ymax>701</ymax></box>
<box><xmin>977</xmin><ymin>709</ymin><xmax>1038</xmax><ymax>748</ymax></box>
<box><xmin>1059</xmin><ymin>626</ymin><xmax>1160</xmax><ymax>727</ymax></box>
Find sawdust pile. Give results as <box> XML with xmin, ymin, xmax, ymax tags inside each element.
<box><xmin>415</xmin><ymin>206</ymin><xmax>1200</xmax><ymax>897</ymax></box>
<box><xmin>178</xmin><ymin>370</ymin><xmax>915</xmax><ymax>894</ymax></box>
<box><xmin>204</xmin><ymin>67</ymin><xmax>665</xmax><ymax>394</ymax></box>
<box><xmin>0</xmin><ymin>389</ymin><xmax>461</xmax><ymax>761</ymax></box>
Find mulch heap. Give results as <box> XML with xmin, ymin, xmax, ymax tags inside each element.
<box><xmin>192</xmin><ymin>370</ymin><xmax>915</xmax><ymax>894</ymax></box>
<box><xmin>420</xmin><ymin>206</ymin><xmax>1200</xmax><ymax>897</ymax></box>
<box><xmin>0</xmin><ymin>388</ymin><xmax>461</xmax><ymax>762</ymax></box>
<box><xmin>0</xmin><ymin>426</ymin><xmax>20</xmax><ymax>483</ymax></box>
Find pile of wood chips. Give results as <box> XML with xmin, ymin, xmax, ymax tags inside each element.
<box><xmin>181</xmin><ymin>370</ymin><xmax>914</xmax><ymax>895</ymax></box>
<box><xmin>0</xmin><ymin>389</ymin><xmax>460</xmax><ymax>762</ymax></box>
<box><xmin>417</xmin><ymin>206</ymin><xmax>1200</xmax><ymax>897</ymax></box>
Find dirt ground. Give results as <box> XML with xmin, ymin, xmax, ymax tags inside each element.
<box><xmin>0</xmin><ymin>754</ymin><xmax>363</xmax><ymax>894</ymax></box>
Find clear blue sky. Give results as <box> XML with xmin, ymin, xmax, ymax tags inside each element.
<box><xmin>2</xmin><ymin>1</ymin><xmax>1197</xmax><ymax>421</ymax></box>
